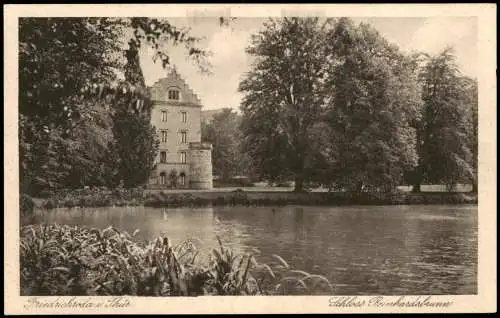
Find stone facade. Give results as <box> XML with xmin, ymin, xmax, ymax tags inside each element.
<box><xmin>148</xmin><ymin>68</ymin><xmax>213</xmax><ymax>189</ymax></box>
<box><xmin>188</xmin><ymin>142</ymin><xmax>213</xmax><ymax>189</ymax></box>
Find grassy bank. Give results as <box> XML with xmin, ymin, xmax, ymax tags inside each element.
<box><xmin>144</xmin><ymin>190</ymin><xmax>477</xmax><ymax>207</ymax></box>
<box><xmin>32</xmin><ymin>188</ymin><xmax>478</xmax><ymax>210</ymax></box>
<box><xmin>20</xmin><ymin>224</ymin><xmax>332</xmax><ymax>296</ymax></box>
<box><xmin>39</xmin><ymin>187</ymin><xmax>145</xmax><ymax>209</ymax></box>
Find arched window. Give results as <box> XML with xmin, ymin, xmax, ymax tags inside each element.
<box><xmin>160</xmin><ymin>151</ymin><xmax>167</xmax><ymax>163</ymax></box>
<box><xmin>168</xmin><ymin>89</ymin><xmax>180</xmax><ymax>101</ymax></box>
<box><xmin>159</xmin><ymin>172</ymin><xmax>166</xmax><ymax>185</ymax></box>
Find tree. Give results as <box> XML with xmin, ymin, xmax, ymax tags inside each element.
<box><xmin>110</xmin><ymin>39</ymin><xmax>159</xmax><ymax>189</ymax></box>
<box><xmin>468</xmin><ymin>79</ymin><xmax>478</xmax><ymax>192</ymax></box>
<box><xmin>321</xmin><ymin>19</ymin><xmax>422</xmax><ymax>192</ymax></box>
<box><xmin>19</xmin><ymin>18</ymin><xmax>122</xmax><ymax>131</ymax></box>
<box><xmin>412</xmin><ymin>48</ymin><xmax>475</xmax><ymax>192</ymax></box>
<box><xmin>239</xmin><ymin>18</ymin><xmax>332</xmax><ymax>191</ymax></box>
<box><xmin>202</xmin><ymin>108</ymin><xmax>246</xmax><ymax>181</ymax></box>
<box><xmin>19</xmin><ymin>18</ymin><xmax>122</xmax><ymax>194</ymax></box>
<box><xmin>63</xmin><ymin>103</ymin><xmax>116</xmax><ymax>189</ymax></box>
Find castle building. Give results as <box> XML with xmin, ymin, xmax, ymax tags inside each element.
<box><xmin>148</xmin><ymin>68</ymin><xmax>213</xmax><ymax>190</ymax></box>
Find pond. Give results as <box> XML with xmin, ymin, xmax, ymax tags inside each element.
<box><xmin>30</xmin><ymin>204</ymin><xmax>477</xmax><ymax>295</ymax></box>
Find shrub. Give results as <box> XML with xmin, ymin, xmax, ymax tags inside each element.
<box><xmin>20</xmin><ymin>193</ymin><xmax>35</xmax><ymax>216</ymax></box>
<box><xmin>20</xmin><ymin>193</ymin><xmax>35</xmax><ymax>225</ymax></box>
<box><xmin>40</xmin><ymin>187</ymin><xmax>145</xmax><ymax>209</ymax></box>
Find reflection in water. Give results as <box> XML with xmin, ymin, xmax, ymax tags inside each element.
<box><xmin>31</xmin><ymin>204</ymin><xmax>477</xmax><ymax>295</ymax></box>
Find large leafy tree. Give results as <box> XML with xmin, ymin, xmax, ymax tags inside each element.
<box><xmin>411</xmin><ymin>48</ymin><xmax>475</xmax><ymax>192</ymax></box>
<box><xmin>323</xmin><ymin>18</ymin><xmax>422</xmax><ymax>192</ymax></box>
<box><xmin>201</xmin><ymin>108</ymin><xmax>251</xmax><ymax>181</ymax></box>
<box><xmin>468</xmin><ymin>78</ymin><xmax>478</xmax><ymax>192</ymax></box>
<box><xmin>110</xmin><ymin>39</ymin><xmax>159</xmax><ymax>188</ymax></box>
<box><xmin>19</xmin><ymin>18</ymin><xmax>122</xmax><ymax>130</ymax></box>
<box><xmin>19</xmin><ymin>18</ymin><xmax>122</xmax><ymax>194</ymax></box>
<box><xmin>239</xmin><ymin>17</ymin><xmax>332</xmax><ymax>191</ymax></box>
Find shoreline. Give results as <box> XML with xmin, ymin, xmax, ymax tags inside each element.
<box><xmin>29</xmin><ymin>189</ymin><xmax>478</xmax><ymax>210</ymax></box>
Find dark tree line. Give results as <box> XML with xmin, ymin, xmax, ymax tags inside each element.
<box><xmin>19</xmin><ymin>17</ymin><xmax>477</xmax><ymax>195</ymax></box>
<box><xmin>238</xmin><ymin>17</ymin><xmax>478</xmax><ymax>192</ymax></box>
<box><xmin>201</xmin><ymin>108</ymin><xmax>255</xmax><ymax>182</ymax></box>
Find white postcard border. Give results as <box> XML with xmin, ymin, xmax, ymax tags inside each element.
<box><xmin>4</xmin><ymin>3</ymin><xmax>497</xmax><ymax>314</ymax></box>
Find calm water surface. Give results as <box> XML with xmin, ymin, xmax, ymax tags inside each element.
<box><xmin>31</xmin><ymin>205</ymin><xmax>477</xmax><ymax>295</ymax></box>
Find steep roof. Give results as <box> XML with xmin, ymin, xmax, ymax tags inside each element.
<box><xmin>149</xmin><ymin>67</ymin><xmax>202</xmax><ymax>106</ymax></box>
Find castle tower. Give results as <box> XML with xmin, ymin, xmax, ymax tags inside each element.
<box><xmin>148</xmin><ymin>67</ymin><xmax>213</xmax><ymax>190</ymax></box>
<box><xmin>188</xmin><ymin>142</ymin><xmax>213</xmax><ymax>189</ymax></box>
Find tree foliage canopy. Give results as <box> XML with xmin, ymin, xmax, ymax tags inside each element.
<box><xmin>412</xmin><ymin>47</ymin><xmax>477</xmax><ymax>190</ymax></box>
<box><xmin>323</xmin><ymin>19</ymin><xmax>423</xmax><ymax>191</ymax></box>
<box><xmin>239</xmin><ymin>17</ymin><xmax>332</xmax><ymax>191</ymax></box>
<box><xmin>238</xmin><ymin>17</ymin><xmax>477</xmax><ymax>193</ymax></box>
<box><xmin>202</xmin><ymin>108</ymin><xmax>254</xmax><ymax>181</ymax></box>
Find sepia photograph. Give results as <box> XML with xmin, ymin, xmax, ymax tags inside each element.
<box><xmin>5</xmin><ymin>3</ymin><xmax>496</xmax><ymax>315</ymax></box>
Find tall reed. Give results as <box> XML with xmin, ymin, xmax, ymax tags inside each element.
<box><xmin>20</xmin><ymin>224</ymin><xmax>332</xmax><ymax>296</ymax></box>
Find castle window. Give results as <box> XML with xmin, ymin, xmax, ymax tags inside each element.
<box><xmin>161</xmin><ymin>130</ymin><xmax>168</xmax><ymax>143</ymax></box>
<box><xmin>168</xmin><ymin>89</ymin><xmax>180</xmax><ymax>101</ymax></box>
<box><xmin>181</xmin><ymin>111</ymin><xmax>187</xmax><ymax>123</ymax></box>
<box><xmin>179</xmin><ymin>172</ymin><xmax>186</xmax><ymax>186</ymax></box>
<box><xmin>180</xmin><ymin>151</ymin><xmax>187</xmax><ymax>164</ymax></box>
<box><xmin>180</xmin><ymin>131</ymin><xmax>187</xmax><ymax>144</ymax></box>
<box><xmin>160</xmin><ymin>151</ymin><xmax>167</xmax><ymax>163</ymax></box>
<box><xmin>161</xmin><ymin>111</ymin><xmax>167</xmax><ymax>122</ymax></box>
<box><xmin>159</xmin><ymin>172</ymin><xmax>166</xmax><ymax>185</ymax></box>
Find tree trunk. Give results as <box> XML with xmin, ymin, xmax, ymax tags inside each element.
<box><xmin>411</xmin><ymin>168</ymin><xmax>423</xmax><ymax>193</ymax></box>
<box><xmin>413</xmin><ymin>121</ymin><xmax>425</xmax><ymax>194</ymax></box>
<box><xmin>446</xmin><ymin>183</ymin><xmax>456</xmax><ymax>192</ymax></box>
<box><xmin>294</xmin><ymin>175</ymin><xmax>304</xmax><ymax>192</ymax></box>
<box><xmin>293</xmin><ymin>152</ymin><xmax>306</xmax><ymax>192</ymax></box>
<box><xmin>412</xmin><ymin>182</ymin><xmax>421</xmax><ymax>193</ymax></box>
<box><xmin>355</xmin><ymin>181</ymin><xmax>364</xmax><ymax>193</ymax></box>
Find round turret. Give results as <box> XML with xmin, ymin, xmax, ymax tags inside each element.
<box><xmin>188</xmin><ymin>142</ymin><xmax>213</xmax><ymax>189</ymax></box>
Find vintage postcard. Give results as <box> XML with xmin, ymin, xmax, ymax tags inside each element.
<box><xmin>4</xmin><ymin>3</ymin><xmax>497</xmax><ymax>314</ymax></box>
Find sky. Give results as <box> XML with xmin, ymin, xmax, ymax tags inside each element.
<box><xmin>139</xmin><ymin>17</ymin><xmax>478</xmax><ymax>111</ymax></box>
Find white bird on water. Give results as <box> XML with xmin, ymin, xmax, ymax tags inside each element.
<box><xmin>214</xmin><ymin>215</ymin><xmax>222</xmax><ymax>225</ymax></box>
